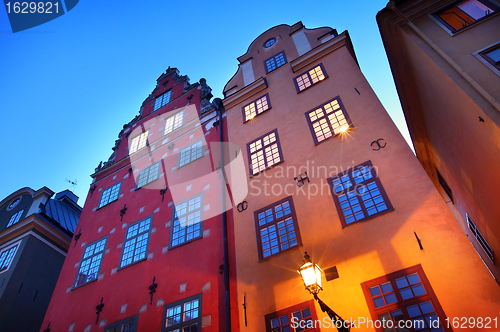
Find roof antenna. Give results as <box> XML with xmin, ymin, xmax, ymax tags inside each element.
<box><xmin>65</xmin><ymin>179</ymin><xmax>78</xmax><ymax>190</ymax></box>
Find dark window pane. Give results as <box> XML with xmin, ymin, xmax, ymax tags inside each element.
<box><xmin>400</xmin><ymin>287</ymin><xmax>414</xmax><ymax>300</ymax></box>
<box><xmin>370</xmin><ymin>286</ymin><xmax>381</xmax><ymax>297</ymax></box>
<box><xmin>373</xmin><ymin>296</ymin><xmax>386</xmax><ymax>308</ymax></box>
<box><xmin>412</xmin><ymin>284</ymin><xmax>426</xmax><ymax>297</ymax></box>
<box><xmin>419</xmin><ymin>301</ymin><xmax>434</xmax><ymax>314</ymax></box>
<box><xmin>407</xmin><ymin>273</ymin><xmax>421</xmax><ymax>285</ymax></box>
<box><xmin>395</xmin><ymin>277</ymin><xmax>409</xmax><ymax>289</ymax></box>
<box><xmin>406</xmin><ymin>304</ymin><xmax>422</xmax><ymax>318</ymax></box>
<box><xmin>384</xmin><ymin>292</ymin><xmax>398</xmax><ymax>305</ymax></box>
<box><xmin>381</xmin><ymin>282</ymin><xmax>393</xmax><ymax>293</ymax></box>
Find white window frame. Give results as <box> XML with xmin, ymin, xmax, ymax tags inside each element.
<box><xmin>164</xmin><ymin>110</ymin><xmax>185</xmax><ymax>135</ymax></box>
<box><xmin>154</xmin><ymin>90</ymin><xmax>172</xmax><ymax>111</ymax></box>
<box><xmin>129</xmin><ymin>130</ymin><xmax>149</xmax><ymax>154</ymax></box>
<box><xmin>74</xmin><ymin>237</ymin><xmax>107</xmax><ymax>288</ymax></box>
<box><xmin>6</xmin><ymin>210</ymin><xmax>24</xmax><ymax>228</ymax></box>
<box><xmin>178</xmin><ymin>140</ymin><xmax>204</xmax><ymax>168</ymax></box>
<box><xmin>170</xmin><ymin>193</ymin><xmax>203</xmax><ymax>248</ymax></box>
<box><xmin>247</xmin><ymin>129</ymin><xmax>283</xmax><ymax>176</ymax></box>
<box><xmin>0</xmin><ymin>241</ymin><xmax>21</xmax><ymax>273</ymax></box>
<box><xmin>119</xmin><ymin>216</ymin><xmax>153</xmax><ymax>268</ymax></box>
<box><xmin>98</xmin><ymin>182</ymin><xmax>122</xmax><ymax>208</ymax></box>
<box><xmin>136</xmin><ymin>162</ymin><xmax>161</xmax><ymax>188</ymax></box>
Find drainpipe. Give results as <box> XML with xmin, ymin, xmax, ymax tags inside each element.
<box><xmin>386</xmin><ymin>1</ymin><xmax>500</xmax><ymax>113</ymax></box>
<box><xmin>213</xmin><ymin>97</ymin><xmax>231</xmax><ymax>332</ymax></box>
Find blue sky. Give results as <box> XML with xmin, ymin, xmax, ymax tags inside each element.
<box><xmin>0</xmin><ymin>0</ymin><xmax>411</xmax><ymax>207</ymax></box>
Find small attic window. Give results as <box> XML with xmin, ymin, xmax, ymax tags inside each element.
<box><xmin>264</xmin><ymin>38</ymin><xmax>276</xmax><ymax>48</ymax></box>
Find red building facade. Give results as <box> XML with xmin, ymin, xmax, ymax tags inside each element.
<box><xmin>41</xmin><ymin>68</ymin><xmax>239</xmax><ymax>332</ymax></box>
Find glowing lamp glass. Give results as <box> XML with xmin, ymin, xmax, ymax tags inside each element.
<box><xmin>298</xmin><ymin>258</ymin><xmax>323</xmax><ymax>294</ymax></box>
<box><xmin>338</xmin><ymin>125</ymin><xmax>350</xmax><ymax>133</ymax></box>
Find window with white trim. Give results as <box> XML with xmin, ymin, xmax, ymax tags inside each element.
<box><xmin>243</xmin><ymin>94</ymin><xmax>271</xmax><ymax>122</ymax></box>
<box><xmin>137</xmin><ymin>162</ymin><xmax>161</xmax><ymax>188</ymax></box>
<box><xmin>467</xmin><ymin>214</ymin><xmax>494</xmax><ymax>263</ymax></box>
<box><xmin>0</xmin><ymin>243</ymin><xmax>19</xmax><ymax>272</ymax></box>
<box><xmin>305</xmin><ymin>96</ymin><xmax>352</xmax><ymax>145</ymax></box>
<box><xmin>433</xmin><ymin>0</ymin><xmax>499</xmax><ymax>33</ymax></box>
<box><xmin>164</xmin><ymin>110</ymin><xmax>184</xmax><ymax>135</ymax></box>
<box><xmin>154</xmin><ymin>90</ymin><xmax>172</xmax><ymax>111</ymax></box>
<box><xmin>178</xmin><ymin>140</ymin><xmax>204</xmax><ymax>167</ymax></box>
<box><xmin>170</xmin><ymin>194</ymin><xmax>203</xmax><ymax>248</ymax></box>
<box><xmin>74</xmin><ymin>237</ymin><xmax>107</xmax><ymax>287</ymax></box>
<box><xmin>98</xmin><ymin>182</ymin><xmax>122</xmax><ymax>208</ymax></box>
<box><xmin>6</xmin><ymin>210</ymin><xmax>24</xmax><ymax>228</ymax></box>
<box><xmin>247</xmin><ymin>129</ymin><xmax>283</xmax><ymax>176</ymax></box>
<box><xmin>479</xmin><ymin>43</ymin><xmax>500</xmax><ymax>71</ymax></box>
<box><xmin>162</xmin><ymin>294</ymin><xmax>201</xmax><ymax>332</ymax></box>
<box><xmin>120</xmin><ymin>216</ymin><xmax>152</xmax><ymax>268</ymax></box>
<box><xmin>265</xmin><ymin>51</ymin><xmax>287</xmax><ymax>73</ymax></box>
<box><xmin>294</xmin><ymin>64</ymin><xmax>328</xmax><ymax>92</ymax></box>
<box><xmin>129</xmin><ymin>130</ymin><xmax>149</xmax><ymax>154</ymax></box>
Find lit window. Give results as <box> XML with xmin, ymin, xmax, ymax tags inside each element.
<box><xmin>0</xmin><ymin>244</ymin><xmax>19</xmax><ymax>272</ymax></box>
<box><xmin>120</xmin><ymin>216</ymin><xmax>152</xmax><ymax>268</ymax></box>
<box><xmin>105</xmin><ymin>315</ymin><xmax>138</xmax><ymax>332</ymax></box>
<box><xmin>467</xmin><ymin>214</ymin><xmax>494</xmax><ymax>263</ymax></box>
<box><xmin>170</xmin><ymin>194</ymin><xmax>203</xmax><ymax>248</ymax></box>
<box><xmin>129</xmin><ymin>130</ymin><xmax>149</xmax><ymax>154</ymax></box>
<box><xmin>361</xmin><ymin>265</ymin><xmax>448</xmax><ymax>332</ymax></box>
<box><xmin>247</xmin><ymin>129</ymin><xmax>283</xmax><ymax>176</ymax></box>
<box><xmin>178</xmin><ymin>140</ymin><xmax>204</xmax><ymax>167</ymax></box>
<box><xmin>98</xmin><ymin>182</ymin><xmax>122</xmax><ymax>208</ymax></box>
<box><xmin>243</xmin><ymin>93</ymin><xmax>271</xmax><ymax>122</ymax></box>
<box><xmin>74</xmin><ymin>237</ymin><xmax>107</xmax><ymax>287</ymax></box>
<box><xmin>479</xmin><ymin>43</ymin><xmax>500</xmax><ymax>71</ymax></box>
<box><xmin>265</xmin><ymin>301</ymin><xmax>317</xmax><ymax>332</ymax></box>
<box><xmin>294</xmin><ymin>64</ymin><xmax>328</xmax><ymax>92</ymax></box>
<box><xmin>154</xmin><ymin>90</ymin><xmax>172</xmax><ymax>111</ymax></box>
<box><xmin>162</xmin><ymin>294</ymin><xmax>201</xmax><ymax>332</ymax></box>
<box><xmin>6</xmin><ymin>210</ymin><xmax>24</xmax><ymax>228</ymax></box>
<box><xmin>255</xmin><ymin>197</ymin><xmax>301</xmax><ymax>260</ymax></box>
<box><xmin>328</xmin><ymin>160</ymin><xmax>393</xmax><ymax>227</ymax></box>
<box><xmin>265</xmin><ymin>51</ymin><xmax>287</xmax><ymax>73</ymax></box>
<box><xmin>305</xmin><ymin>97</ymin><xmax>352</xmax><ymax>145</ymax></box>
<box><xmin>164</xmin><ymin>110</ymin><xmax>184</xmax><ymax>135</ymax></box>
<box><xmin>434</xmin><ymin>0</ymin><xmax>498</xmax><ymax>33</ymax></box>
<box><xmin>137</xmin><ymin>162</ymin><xmax>161</xmax><ymax>188</ymax></box>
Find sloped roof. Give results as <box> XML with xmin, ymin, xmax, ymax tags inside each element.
<box><xmin>42</xmin><ymin>192</ymin><xmax>81</xmax><ymax>234</ymax></box>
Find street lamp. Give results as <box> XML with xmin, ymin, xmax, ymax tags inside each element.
<box><xmin>297</xmin><ymin>252</ymin><xmax>350</xmax><ymax>332</ymax></box>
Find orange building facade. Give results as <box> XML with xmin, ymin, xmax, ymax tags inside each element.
<box><xmin>222</xmin><ymin>22</ymin><xmax>500</xmax><ymax>332</ymax></box>
<box><xmin>377</xmin><ymin>0</ymin><xmax>500</xmax><ymax>283</ymax></box>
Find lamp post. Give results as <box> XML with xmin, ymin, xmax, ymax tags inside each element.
<box><xmin>297</xmin><ymin>252</ymin><xmax>350</xmax><ymax>332</ymax></box>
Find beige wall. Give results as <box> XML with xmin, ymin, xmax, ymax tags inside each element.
<box><xmin>378</xmin><ymin>0</ymin><xmax>500</xmax><ymax>283</ymax></box>
<box><xmin>224</xmin><ymin>22</ymin><xmax>500</xmax><ymax>331</ymax></box>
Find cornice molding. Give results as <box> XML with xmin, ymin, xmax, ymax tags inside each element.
<box><xmin>222</xmin><ymin>77</ymin><xmax>268</xmax><ymax>110</ymax></box>
<box><xmin>0</xmin><ymin>214</ymin><xmax>72</xmax><ymax>251</ymax></box>
<box><xmin>290</xmin><ymin>32</ymin><xmax>349</xmax><ymax>73</ymax></box>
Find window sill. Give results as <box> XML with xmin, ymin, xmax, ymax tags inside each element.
<box><xmin>96</xmin><ymin>198</ymin><xmax>119</xmax><ymax>211</ymax></box>
<box><xmin>177</xmin><ymin>154</ymin><xmax>204</xmax><ymax>170</ymax></box>
<box><xmin>249</xmin><ymin>159</ymin><xmax>285</xmax><ymax>178</ymax></box>
<box><xmin>429</xmin><ymin>11</ymin><xmax>500</xmax><ymax>37</ymax></box>
<box><xmin>72</xmin><ymin>278</ymin><xmax>98</xmax><ymax>291</ymax></box>
<box><xmin>117</xmin><ymin>256</ymin><xmax>147</xmax><ymax>271</ymax></box>
<box><xmin>259</xmin><ymin>243</ymin><xmax>302</xmax><ymax>262</ymax></box>
<box><xmin>168</xmin><ymin>234</ymin><xmax>203</xmax><ymax>250</ymax></box>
